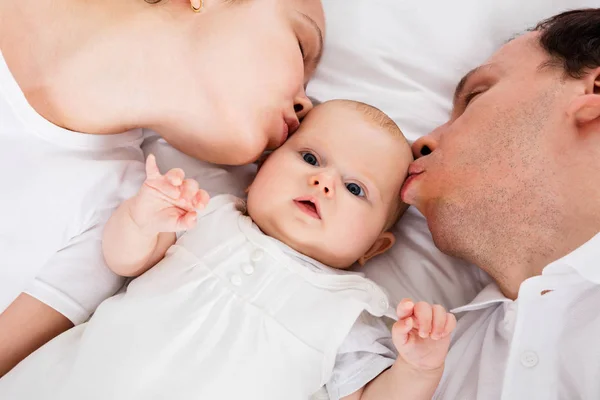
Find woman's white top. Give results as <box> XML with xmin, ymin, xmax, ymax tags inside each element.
<box><xmin>0</xmin><ymin>51</ymin><xmax>145</xmax><ymax>323</ymax></box>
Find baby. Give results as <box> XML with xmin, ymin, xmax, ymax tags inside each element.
<box><xmin>0</xmin><ymin>100</ymin><xmax>455</xmax><ymax>400</ymax></box>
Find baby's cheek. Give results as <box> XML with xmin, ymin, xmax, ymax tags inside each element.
<box><xmin>330</xmin><ymin>222</ymin><xmax>375</xmax><ymax>256</ymax></box>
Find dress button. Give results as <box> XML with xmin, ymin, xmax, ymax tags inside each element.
<box><xmin>251</xmin><ymin>249</ymin><xmax>264</xmax><ymax>262</ymax></box>
<box><xmin>230</xmin><ymin>275</ymin><xmax>243</xmax><ymax>287</ymax></box>
<box><xmin>241</xmin><ymin>264</ymin><xmax>255</xmax><ymax>275</ymax></box>
<box><xmin>520</xmin><ymin>351</ymin><xmax>539</xmax><ymax>368</ymax></box>
<box><xmin>379</xmin><ymin>299</ymin><xmax>388</xmax><ymax>312</ymax></box>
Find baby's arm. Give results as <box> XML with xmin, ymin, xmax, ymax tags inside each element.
<box><xmin>102</xmin><ymin>155</ymin><xmax>209</xmax><ymax>277</ymax></box>
<box><xmin>344</xmin><ymin>300</ymin><xmax>456</xmax><ymax>400</ymax></box>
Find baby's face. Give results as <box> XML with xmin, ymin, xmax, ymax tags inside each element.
<box><xmin>247</xmin><ymin>102</ymin><xmax>412</xmax><ymax>268</ymax></box>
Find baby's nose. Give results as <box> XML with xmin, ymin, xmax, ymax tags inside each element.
<box><xmin>309</xmin><ymin>174</ymin><xmax>335</xmax><ymax>197</ymax></box>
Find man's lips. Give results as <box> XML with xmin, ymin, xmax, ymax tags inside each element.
<box><xmin>407</xmin><ymin>163</ymin><xmax>425</xmax><ymax>176</ymax></box>
<box><xmin>293</xmin><ymin>196</ymin><xmax>321</xmax><ymax>219</ymax></box>
<box><xmin>401</xmin><ymin>164</ymin><xmax>425</xmax><ymax>202</ymax></box>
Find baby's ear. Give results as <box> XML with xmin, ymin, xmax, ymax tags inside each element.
<box><xmin>358</xmin><ymin>232</ymin><xmax>395</xmax><ymax>266</ymax></box>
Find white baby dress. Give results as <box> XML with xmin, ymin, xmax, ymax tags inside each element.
<box><xmin>0</xmin><ymin>196</ymin><xmax>393</xmax><ymax>400</ymax></box>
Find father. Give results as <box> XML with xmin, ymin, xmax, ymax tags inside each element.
<box><xmin>402</xmin><ymin>8</ymin><xmax>600</xmax><ymax>399</ymax></box>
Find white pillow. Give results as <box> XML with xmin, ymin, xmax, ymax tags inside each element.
<box><xmin>143</xmin><ymin>0</ymin><xmax>597</xmax><ymax>310</ymax></box>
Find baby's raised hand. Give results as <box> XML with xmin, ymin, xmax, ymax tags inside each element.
<box><xmin>392</xmin><ymin>299</ymin><xmax>457</xmax><ymax>372</ymax></box>
<box><xmin>129</xmin><ymin>155</ymin><xmax>210</xmax><ymax>235</ymax></box>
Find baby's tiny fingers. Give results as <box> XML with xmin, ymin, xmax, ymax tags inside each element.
<box><xmin>164</xmin><ymin>168</ymin><xmax>185</xmax><ymax>187</ymax></box>
<box><xmin>397</xmin><ymin>315</ymin><xmax>414</xmax><ymax>334</ymax></box>
<box><xmin>442</xmin><ymin>313</ymin><xmax>457</xmax><ymax>338</ymax></box>
<box><xmin>143</xmin><ymin>179</ymin><xmax>180</xmax><ymax>200</ymax></box>
<box><xmin>180</xmin><ymin>179</ymin><xmax>200</xmax><ymax>204</ymax></box>
<box><xmin>414</xmin><ymin>302</ymin><xmax>433</xmax><ymax>338</ymax></box>
<box><xmin>193</xmin><ymin>189</ymin><xmax>210</xmax><ymax>209</ymax></box>
<box><xmin>392</xmin><ymin>317</ymin><xmax>413</xmax><ymax>347</ymax></box>
<box><xmin>431</xmin><ymin>304</ymin><xmax>448</xmax><ymax>340</ymax></box>
<box><xmin>145</xmin><ymin>154</ymin><xmax>162</xmax><ymax>179</ymax></box>
<box><xmin>396</xmin><ymin>298</ymin><xmax>415</xmax><ymax>320</ymax></box>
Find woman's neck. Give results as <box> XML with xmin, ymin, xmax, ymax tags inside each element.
<box><xmin>0</xmin><ymin>0</ymin><xmax>195</xmax><ymax>134</ymax></box>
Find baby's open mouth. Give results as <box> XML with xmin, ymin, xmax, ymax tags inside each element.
<box><xmin>293</xmin><ymin>198</ymin><xmax>321</xmax><ymax>219</ymax></box>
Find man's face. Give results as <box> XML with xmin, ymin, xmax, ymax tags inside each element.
<box><xmin>402</xmin><ymin>32</ymin><xmax>579</xmax><ymax>266</ymax></box>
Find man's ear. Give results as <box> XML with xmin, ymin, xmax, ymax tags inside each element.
<box><xmin>569</xmin><ymin>67</ymin><xmax>600</xmax><ymax>129</ymax></box>
<box><xmin>358</xmin><ymin>232</ymin><xmax>395</xmax><ymax>266</ymax></box>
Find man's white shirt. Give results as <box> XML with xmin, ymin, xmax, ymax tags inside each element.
<box><xmin>435</xmin><ymin>233</ymin><xmax>600</xmax><ymax>399</ymax></box>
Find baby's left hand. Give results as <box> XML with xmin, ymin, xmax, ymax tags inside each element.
<box><xmin>391</xmin><ymin>299</ymin><xmax>457</xmax><ymax>371</ymax></box>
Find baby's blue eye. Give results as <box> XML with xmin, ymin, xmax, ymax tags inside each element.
<box><xmin>346</xmin><ymin>183</ymin><xmax>365</xmax><ymax>197</ymax></box>
<box><xmin>302</xmin><ymin>152</ymin><xmax>319</xmax><ymax>166</ymax></box>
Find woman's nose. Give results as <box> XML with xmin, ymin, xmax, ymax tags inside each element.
<box><xmin>293</xmin><ymin>88</ymin><xmax>313</xmax><ymax>120</ymax></box>
<box><xmin>411</xmin><ymin>134</ymin><xmax>439</xmax><ymax>159</ymax></box>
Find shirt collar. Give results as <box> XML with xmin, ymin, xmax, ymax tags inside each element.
<box><xmin>450</xmin><ymin>282</ymin><xmax>511</xmax><ymax>314</ymax></box>
<box><xmin>452</xmin><ymin>232</ymin><xmax>600</xmax><ymax>314</ymax></box>
<box><xmin>544</xmin><ymin>232</ymin><xmax>600</xmax><ymax>284</ymax></box>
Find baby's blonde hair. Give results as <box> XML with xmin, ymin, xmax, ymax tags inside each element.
<box><xmin>334</xmin><ymin>100</ymin><xmax>404</xmax><ymax>138</ymax></box>
<box><xmin>328</xmin><ymin>100</ymin><xmax>410</xmax><ymax>231</ymax></box>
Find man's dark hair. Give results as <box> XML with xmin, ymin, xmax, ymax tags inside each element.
<box><xmin>534</xmin><ymin>8</ymin><xmax>600</xmax><ymax>79</ymax></box>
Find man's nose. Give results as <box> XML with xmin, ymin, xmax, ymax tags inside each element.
<box><xmin>411</xmin><ymin>131</ymin><xmax>440</xmax><ymax>159</ymax></box>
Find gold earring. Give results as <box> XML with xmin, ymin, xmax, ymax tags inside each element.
<box><xmin>191</xmin><ymin>0</ymin><xmax>204</xmax><ymax>13</ymax></box>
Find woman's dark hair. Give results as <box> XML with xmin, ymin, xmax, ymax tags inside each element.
<box><xmin>534</xmin><ymin>8</ymin><xmax>600</xmax><ymax>79</ymax></box>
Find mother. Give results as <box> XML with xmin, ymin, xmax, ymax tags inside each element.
<box><xmin>0</xmin><ymin>0</ymin><xmax>324</xmax><ymax>375</ymax></box>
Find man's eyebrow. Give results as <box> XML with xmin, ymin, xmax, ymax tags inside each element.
<box><xmin>299</xmin><ymin>13</ymin><xmax>324</xmax><ymax>68</ymax></box>
<box><xmin>453</xmin><ymin>64</ymin><xmax>496</xmax><ymax>104</ymax></box>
